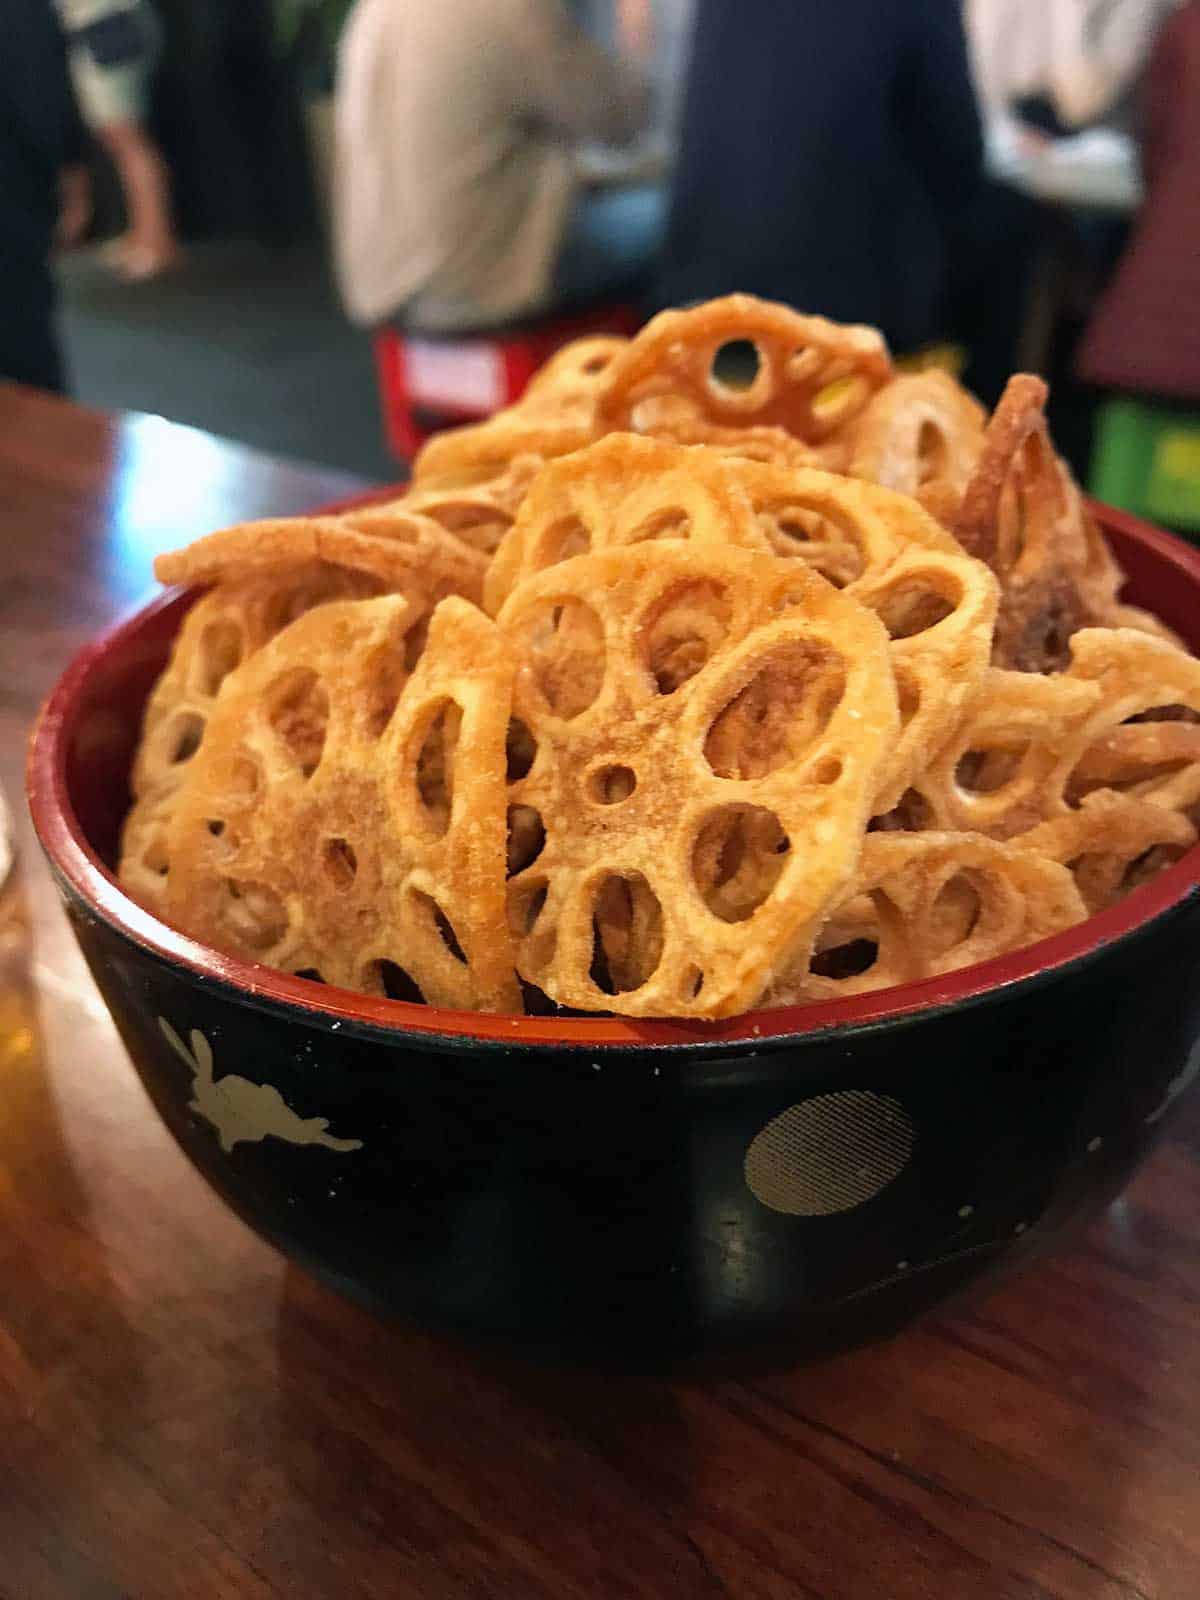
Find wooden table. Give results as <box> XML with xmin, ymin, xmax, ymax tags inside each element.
<box><xmin>3</xmin><ymin>385</ymin><xmax>1200</xmax><ymax>1599</ymax></box>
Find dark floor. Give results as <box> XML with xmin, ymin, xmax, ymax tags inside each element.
<box><xmin>56</xmin><ymin>241</ymin><xmax>397</xmax><ymax>484</ymax></box>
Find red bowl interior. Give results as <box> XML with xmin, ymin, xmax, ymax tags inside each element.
<box><xmin>27</xmin><ymin>499</ymin><xmax>1200</xmax><ymax>1048</ymax></box>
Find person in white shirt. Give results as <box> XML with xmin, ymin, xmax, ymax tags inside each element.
<box><xmin>333</xmin><ymin>0</ymin><xmax>662</xmax><ymax>332</ymax></box>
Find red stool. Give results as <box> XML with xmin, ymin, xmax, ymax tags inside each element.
<box><xmin>373</xmin><ymin>303</ymin><xmax>641</xmax><ymax>463</ymax></box>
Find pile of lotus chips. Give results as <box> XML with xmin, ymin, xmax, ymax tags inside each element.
<box><xmin>120</xmin><ymin>295</ymin><xmax>1200</xmax><ymax>1019</ymax></box>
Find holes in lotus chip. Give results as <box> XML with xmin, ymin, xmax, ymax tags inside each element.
<box><xmin>266</xmin><ymin>669</ymin><xmax>329</xmax><ymax>778</ymax></box>
<box><xmin>403</xmin><ymin>614</ymin><xmax>432</xmax><ymax>674</ymax></box>
<box><xmin>810</xmin><ymin>937</ymin><xmax>879</xmax><ymax>979</ymax></box>
<box><xmin>413</xmin><ymin>699</ymin><xmax>461</xmax><ymax>836</ymax></box>
<box><xmin>220</xmin><ymin>878</ymin><xmax>288</xmax><ymax>952</ymax></box>
<box><xmin>261</xmin><ymin>577</ymin><xmax>352</xmax><ymax>640</ymax></box>
<box><xmin>410</xmin><ymin>888</ymin><xmax>467</xmax><ymax>963</ymax></box>
<box><xmin>364</xmin><ymin>648</ymin><xmax>410</xmax><ymax>739</ymax></box>
<box><xmin>293</xmin><ymin>968</ymin><xmax>325</xmax><ymax>984</ymax></box>
<box><xmin>871</xmin><ymin>787</ymin><xmax>935</xmax><ymax>831</ymax></box>
<box><xmin>916</xmin><ymin>420</ymin><xmax>948</xmax><ymax>486</ymax></box>
<box><xmin>693</xmin><ymin>805</ymin><xmax>789</xmax><ymax>923</ymax></box>
<box><xmin>894</xmin><ymin>663</ymin><xmax>921</xmax><ymax>728</ymax></box>
<box><xmin>508</xmin><ymin>877</ymin><xmax>548</xmax><ymax>935</ymax></box>
<box><xmin>506</xmin><ymin>804</ymin><xmax>546</xmax><ymax>876</ymax></box>
<box><xmin>624</xmin><ymin>505</ymin><xmax>692</xmax><ymax>544</ymax></box>
<box><xmin>589</xmin><ymin>874</ymin><xmax>664</xmax><ymax>994</ymax></box>
<box><xmin>640</xmin><ymin>578</ymin><xmax>732</xmax><ymax>694</ymax></box>
<box><xmin>745</xmin><ymin>1092</ymin><xmax>915</xmax><ymax>1216</ymax></box>
<box><xmin>709</xmin><ymin>339</ymin><xmax>763</xmax><ymax>399</ymax></box>
<box><xmin>535</xmin><ymin>515</ymin><xmax>591</xmax><ymax>568</ymax></box>
<box><xmin>426</xmin><ymin>500</ymin><xmax>512</xmax><ymax>548</ymax></box>
<box><xmin>520</xmin><ymin>597</ymin><xmax>606</xmax><ymax>719</ymax></box>
<box><xmin>705</xmin><ymin>641</ymin><xmax>846</xmax><ymax>780</ymax></box>
<box><xmin>927</xmin><ymin>871</ymin><xmax>983</xmax><ymax>957</ymax></box>
<box><xmin>587</xmin><ymin>764</ymin><xmax>637</xmax><ymax>804</ymax></box>
<box><xmin>196</xmin><ymin>619</ymin><xmax>244</xmax><ymax>696</ymax></box>
<box><xmin>752</xmin><ymin>500</ymin><xmax>865</xmax><ymax>588</ymax></box>
<box><xmin>366</xmin><ymin>959</ymin><xmax>425</xmax><ymax>1004</ymax></box>
<box><xmin>872</xmin><ymin>570</ymin><xmax>960</xmax><ymax>639</ymax></box>
<box><xmin>955</xmin><ymin>743</ymin><xmax>1028</xmax><ymax>796</ymax></box>
<box><xmin>581</xmin><ymin>352</ymin><xmax>610</xmax><ymax>376</ymax></box>
<box><xmin>506</xmin><ymin>718</ymin><xmax>537</xmax><ymax>781</ymax></box>
<box><xmin>321</xmin><ymin>836</ymin><xmax>358</xmax><ymax>889</ymax></box>
<box><xmin>683</xmin><ymin>966</ymin><xmax>705</xmax><ymax>999</ymax></box>
<box><xmin>166</xmin><ymin>711</ymin><xmax>205</xmax><ymax>765</ymax></box>
<box><xmin>1069</xmin><ymin>713</ymin><xmax>1200</xmax><ymax>800</ymax></box>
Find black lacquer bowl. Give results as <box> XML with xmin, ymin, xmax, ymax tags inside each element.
<box><xmin>27</xmin><ymin>501</ymin><xmax>1200</xmax><ymax>1366</ymax></box>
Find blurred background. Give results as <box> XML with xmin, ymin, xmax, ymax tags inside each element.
<box><xmin>6</xmin><ymin>0</ymin><xmax>1198</xmax><ymax>525</ymax></box>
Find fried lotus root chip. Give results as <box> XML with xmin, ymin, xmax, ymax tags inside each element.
<box><xmin>767</xmin><ymin>832</ymin><xmax>1086</xmax><ymax>1005</ymax></box>
<box><xmin>120</xmin><ymin>559</ymin><xmax>402</xmax><ymax>913</ymax></box>
<box><xmin>164</xmin><ymin>595</ymin><xmax>520</xmax><ymax>1011</ymax></box>
<box><xmin>487</xmin><ymin>438</ymin><xmax>997</xmax><ymax>815</ymax></box>
<box><xmin>953</xmin><ymin>374</ymin><xmax>1127</xmax><ymax>672</ymax></box>
<box><xmin>380</xmin><ymin>457</ymin><xmax>544</xmax><ymax>558</ymax></box>
<box><xmin>909</xmin><ymin>667</ymin><xmax>1104</xmax><ymax>840</ymax></box>
<box><xmin>848</xmin><ymin>370</ymin><xmax>986</xmax><ymax>523</ymax></box>
<box><xmin>595</xmin><ymin>294</ymin><xmax>892</xmax><ymax>468</ymax></box>
<box><xmin>483</xmin><ymin>434</ymin><xmax>769</xmax><ymax>616</ymax></box>
<box><xmin>1020</xmin><ymin>789</ymin><xmax>1197</xmax><ymax>912</ymax></box>
<box><xmin>498</xmin><ymin>541</ymin><xmax>898</xmax><ymax>1018</ymax></box>
<box><xmin>122</xmin><ymin>515</ymin><xmax>485</xmax><ymax>909</ymax></box>
<box><xmin>155</xmin><ymin>513</ymin><xmax>486</xmax><ymax>606</ymax></box>
<box><xmin>409</xmin><ymin>336</ymin><xmax>626</xmax><ymax>492</ymax></box>
<box><xmin>731</xmin><ymin>464</ymin><xmax>999</xmax><ymax>813</ymax></box>
<box><xmin>1062</xmin><ymin>628</ymin><xmax>1200</xmax><ymax>816</ymax></box>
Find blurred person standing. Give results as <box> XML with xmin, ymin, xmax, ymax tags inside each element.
<box><xmin>1077</xmin><ymin>0</ymin><xmax>1200</xmax><ymax>400</ymax></box>
<box><xmin>0</xmin><ymin>0</ymin><xmax>90</xmax><ymax>391</ymax></box>
<box><xmin>55</xmin><ymin>0</ymin><xmax>181</xmax><ymax>278</ymax></box>
<box><xmin>967</xmin><ymin>0</ymin><xmax>1182</xmax><ymax>137</ymax></box>
<box><xmin>334</xmin><ymin>0</ymin><xmax>660</xmax><ymax>332</ymax></box>
<box><xmin>655</xmin><ymin>0</ymin><xmax>983</xmax><ymax>354</ymax></box>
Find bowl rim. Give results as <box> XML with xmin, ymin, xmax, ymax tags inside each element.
<box><xmin>26</xmin><ymin>496</ymin><xmax>1200</xmax><ymax>1051</ymax></box>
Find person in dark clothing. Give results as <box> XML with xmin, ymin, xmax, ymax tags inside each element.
<box><xmin>656</xmin><ymin>0</ymin><xmax>984</xmax><ymax>354</ymax></box>
<box><xmin>0</xmin><ymin>0</ymin><xmax>89</xmax><ymax>391</ymax></box>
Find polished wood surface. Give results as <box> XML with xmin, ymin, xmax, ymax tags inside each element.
<box><xmin>3</xmin><ymin>383</ymin><xmax>1200</xmax><ymax>1599</ymax></box>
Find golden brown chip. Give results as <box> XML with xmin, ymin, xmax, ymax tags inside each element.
<box><xmin>120</xmin><ymin>561</ymin><xmax>399</xmax><ymax>914</ymax></box>
<box><xmin>522</xmin><ymin>334</ymin><xmax>631</xmax><ymax>407</ymax></box>
<box><xmin>848</xmin><ymin>370</ymin><xmax>986</xmax><ymax>522</ymax></box>
<box><xmin>408</xmin><ymin>336</ymin><xmax>626</xmax><ymax>495</ymax></box>
<box><xmin>909</xmin><ymin>667</ymin><xmax>1104</xmax><ymax>839</ymax></box>
<box><xmin>1062</xmin><ymin>628</ymin><xmax>1200</xmax><ymax>816</ymax></box>
<box><xmin>1019</xmin><ymin>788</ymin><xmax>1196</xmax><ymax>912</ymax></box>
<box><xmin>730</xmin><ymin>464</ymin><xmax>999</xmax><ymax>813</ymax></box>
<box><xmin>952</xmin><ymin>375</ymin><xmax>1094</xmax><ymax>671</ymax></box>
<box><xmin>163</xmin><ymin>595</ymin><xmax>520</xmax><ymax>1011</ymax></box>
<box><xmin>488</xmin><ymin>438</ymin><xmax>997</xmax><ymax>815</ymax></box>
<box><xmin>767</xmin><ymin>832</ymin><xmax>1086</xmax><ymax>1004</ymax></box>
<box><xmin>596</xmin><ymin>294</ymin><xmax>892</xmax><ymax>468</ymax></box>
<box><xmin>154</xmin><ymin>513</ymin><xmax>486</xmax><ymax>604</ymax></box>
<box><xmin>950</xmin><ymin>375</ymin><xmax>1146</xmax><ymax>673</ymax></box>
<box><xmin>379</xmin><ymin>457</ymin><xmax>544</xmax><ymax>558</ymax></box>
<box><xmin>482</xmin><ymin>434</ymin><xmax>769</xmax><ymax>616</ymax></box>
<box><xmin>498</xmin><ymin>540</ymin><xmax>898</xmax><ymax>1018</ymax></box>
<box><xmin>123</xmin><ymin>514</ymin><xmax>483</xmax><ymax>915</ymax></box>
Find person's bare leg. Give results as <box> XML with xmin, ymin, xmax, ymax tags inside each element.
<box><xmin>96</xmin><ymin>120</ymin><xmax>181</xmax><ymax>277</ymax></box>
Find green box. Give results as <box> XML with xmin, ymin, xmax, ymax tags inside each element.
<box><xmin>1090</xmin><ymin>398</ymin><xmax>1200</xmax><ymax>533</ymax></box>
